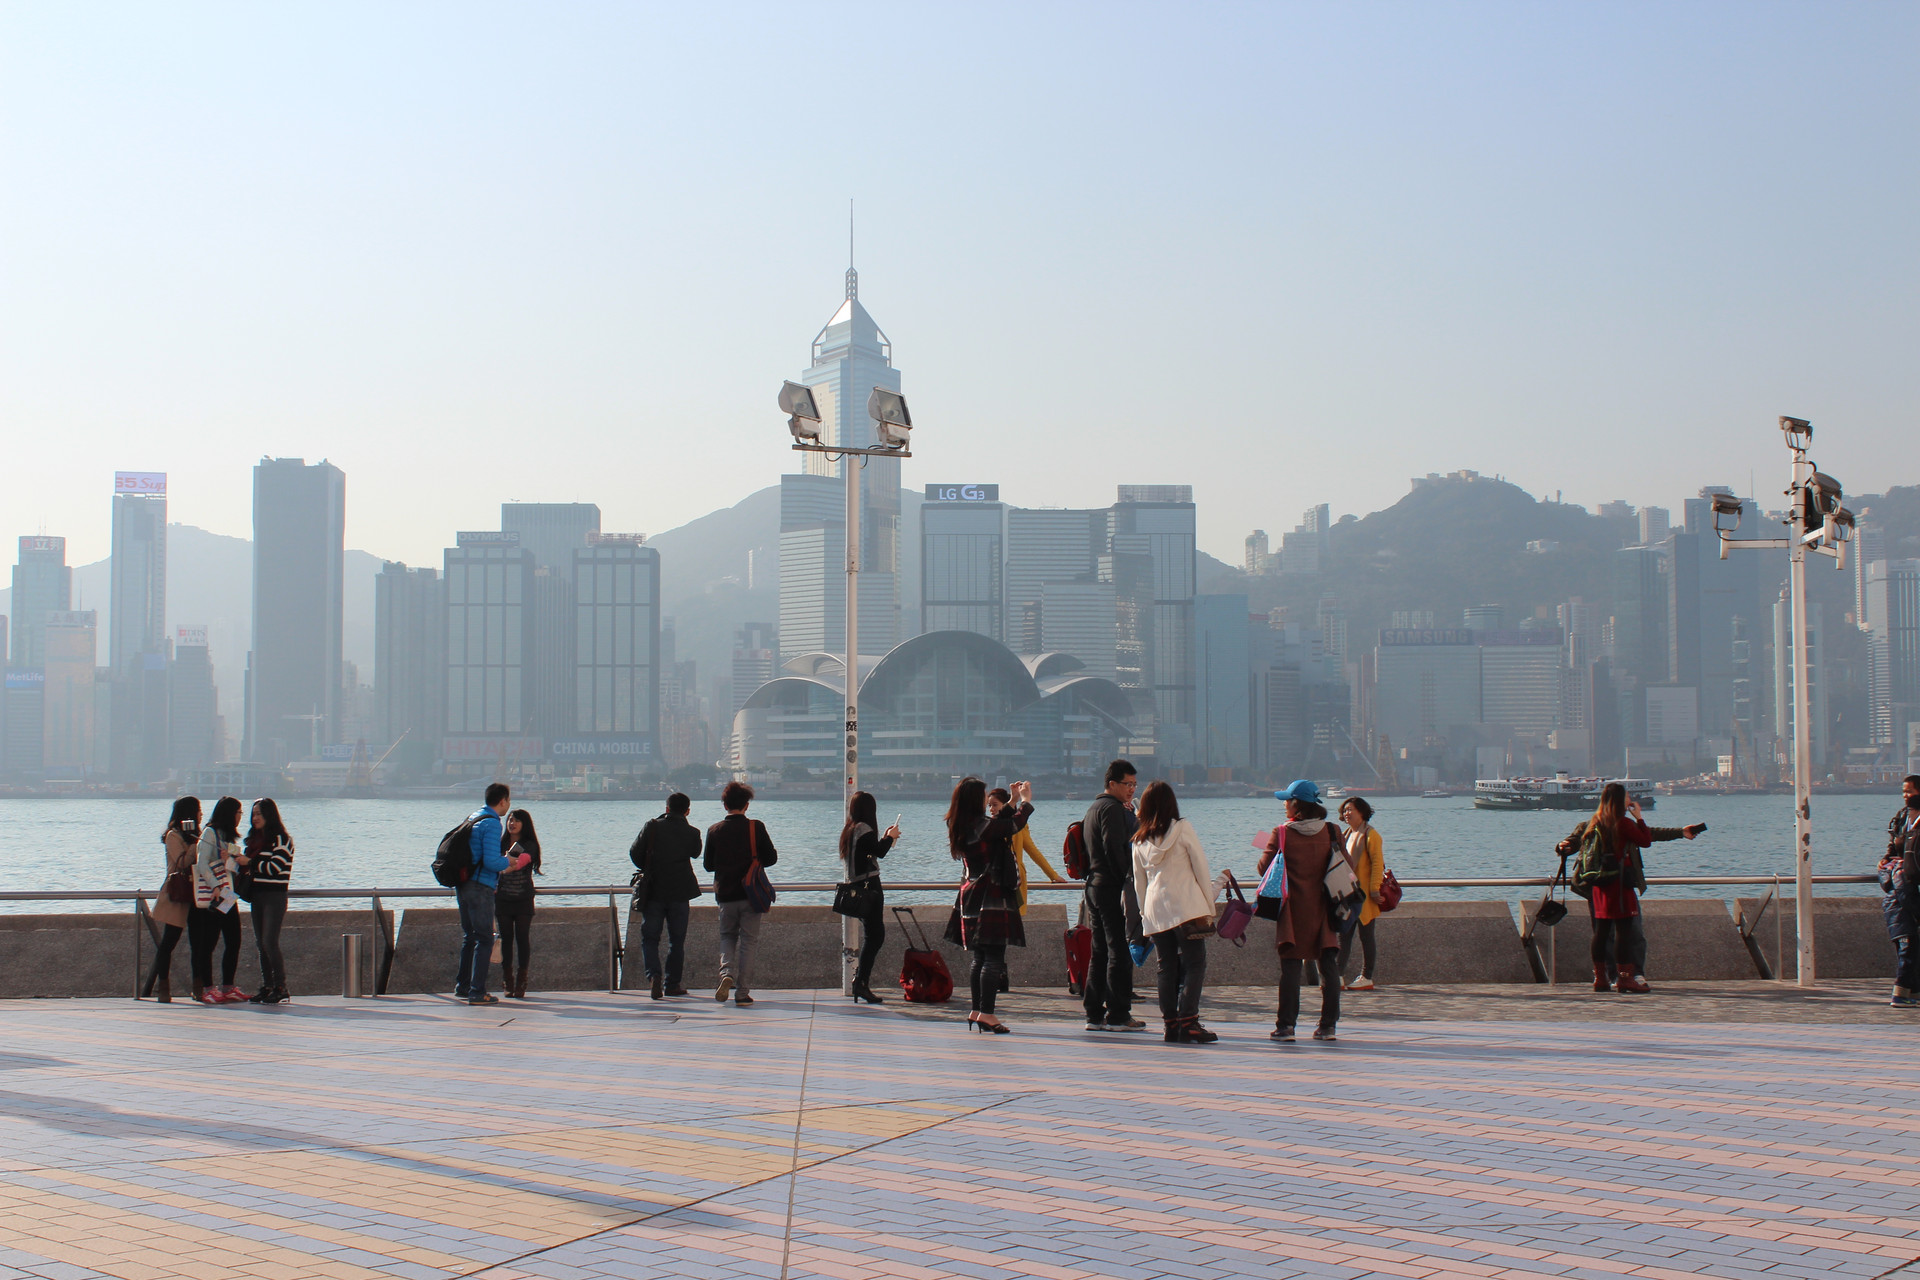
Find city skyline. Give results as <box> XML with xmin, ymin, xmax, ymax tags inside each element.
<box><xmin>3</xmin><ymin>5</ymin><xmax>1915</xmax><ymax>569</ymax></box>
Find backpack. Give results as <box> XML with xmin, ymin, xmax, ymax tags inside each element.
<box><xmin>1570</xmin><ymin>822</ymin><xmax>1620</xmax><ymax>896</ymax></box>
<box><xmin>431</xmin><ymin>816</ymin><xmax>479</xmax><ymax>888</ymax></box>
<box><xmin>1062</xmin><ymin>820</ymin><xmax>1089</xmax><ymax>880</ymax></box>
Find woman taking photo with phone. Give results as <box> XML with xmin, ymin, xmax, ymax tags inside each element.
<box><xmin>241</xmin><ymin>798</ymin><xmax>294</xmax><ymax>1004</ymax></box>
<box><xmin>945</xmin><ymin>776</ymin><xmax>1033</xmax><ymax>1034</ymax></box>
<box><xmin>191</xmin><ymin>796</ymin><xmax>247</xmax><ymax>1004</ymax></box>
<box><xmin>143</xmin><ymin>796</ymin><xmax>201</xmax><ymax>1003</ymax></box>
<box><xmin>1131</xmin><ymin>780</ymin><xmax>1218</xmax><ymax>1043</ymax></box>
<box><xmin>838</xmin><ymin>791</ymin><xmax>899</xmax><ymax>1005</ymax></box>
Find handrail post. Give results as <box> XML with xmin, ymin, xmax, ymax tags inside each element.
<box><xmin>607</xmin><ymin>892</ymin><xmax>619</xmax><ymax>994</ymax></box>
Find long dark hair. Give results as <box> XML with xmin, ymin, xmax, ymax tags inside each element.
<box><xmin>245</xmin><ymin>797</ymin><xmax>290</xmax><ymax>853</ymax></box>
<box><xmin>165</xmin><ymin>796</ymin><xmax>202</xmax><ymax>838</ymax></box>
<box><xmin>1135</xmin><ymin>780</ymin><xmax>1180</xmax><ymax>842</ymax></box>
<box><xmin>1590</xmin><ymin>782</ymin><xmax>1627</xmax><ymax>836</ymax></box>
<box><xmin>840</xmin><ymin>790</ymin><xmax>878</xmax><ymax>860</ymax></box>
<box><xmin>507</xmin><ymin>808</ymin><xmax>543</xmax><ymax>873</ymax></box>
<box><xmin>945</xmin><ymin>776</ymin><xmax>987</xmax><ymax>856</ymax></box>
<box><xmin>207</xmin><ymin>796</ymin><xmax>242</xmax><ymax>841</ymax></box>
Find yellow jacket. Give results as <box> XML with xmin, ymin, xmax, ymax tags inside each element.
<box><xmin>1012</xmin><ymin>826</ymin><xmax>1064</xmax><ymax>914</ymax></box>
<box><xmin>1349</xmin><ymin>825</ymin><xmax>1385</xmax><ymax>925</ymax></box>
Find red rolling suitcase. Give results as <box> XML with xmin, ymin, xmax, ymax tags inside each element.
<box><xmin>892</xmin><ymin>906</ymin><xmax>954</xmax><ymax>1004</ymax></box>
<box><xmin>1064</xmin><ymin>922</ymin><xmax>1092</xmax><ymax>995</ymax></box>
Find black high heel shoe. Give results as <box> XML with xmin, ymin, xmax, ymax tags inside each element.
<box><xmin>850</xmin><ymin>979</ymin><xmax>885</xmax><ymax>1005</ymax></box>
<box><xmin>967</xmin><ymin>1012</ymin><xmax>1011</xmax><ymax>1034</ymax></box>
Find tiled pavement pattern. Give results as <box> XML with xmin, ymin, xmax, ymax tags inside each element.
<box><xmin>0</xmin><ymin>991</ymin><xmax>1916</xmax><ymax>1280</ymax></box>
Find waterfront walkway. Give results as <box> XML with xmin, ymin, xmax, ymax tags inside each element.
<box><xmin>0</xmin><ymin>989</ymin><xmax>1916</xmax><ymax>1280</ymax></box>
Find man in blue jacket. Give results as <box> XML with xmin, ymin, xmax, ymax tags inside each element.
<box><xmin>458</xmin><ymin>782</ymin><xmax>529</xmax><ymax>1005</ymax></box>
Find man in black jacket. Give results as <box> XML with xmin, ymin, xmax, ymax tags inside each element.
<box><xmin>702</xmin><ymin>780</ymin><xmax>777</xmax><ymax>1006</ymax></box>
<box><xmin>630</xmin><ymin>792</ymin><xmax>703</xmax><ymax>1000</ymax></box>
<box><xmin>1882</xmin><ymin>775</ymin><xmax>1920</xmax><ymax>1007</ymax></box>
<box><xmin>1081</xmin><ymin>759</ymin><xmax>1144</xmax><ymax>1032</ymax></box>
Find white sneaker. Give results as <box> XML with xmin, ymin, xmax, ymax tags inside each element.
<box><xmin>1348</xmin><ymin>977</ymin><xmax>1375</xmax><ymax>991</ymax></box>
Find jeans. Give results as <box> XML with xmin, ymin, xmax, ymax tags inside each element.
<box><xmin>456</xmin><ymin>880</ymin><xmax>497</xmax><ymax>997</ymax></box>
<box><xmin>250</xmin><ymin>888</ymin><xmax>288</xmax><ymax>990</ymax></box>
<box><xmin>1151</xmin><ymin>929</ymin><xmax>1207</xmax><ymax>1021</ymax></box>
<box><xmin>496</xmin><ymin>894</ymin><xmax>533</xmax><ymax>974</ymax></box>
<box><xmin>1885</xmin><ymin>886</ymin><xmax>1920</xmax><ymax>989</ymax></box>
<box><xmin>853</xmin><ymin>899</ymin><xmax>886</xmax><ymax>986</ymax></box>
<box><xmin>189</xmin><ymin>905</ymin><xmax>242</xmax><ymax>989</ymax></box>
<box><xmin>1279</xmin><ymin>953</ymin><xmax>1340</xmax><ymax>1032</ymax></box>
<box><xmin>1081</xmin><ymin>884</ymin><xmax>1133</xmax><ymax>1024</ymax></box>
<box><xmin>1338</xmin><ymin>919</ymin><xmax>1377</xmax><ymax>981</ymax></box>
<box><xmin>640</xmin><ymin>898</ymin><xmax>691</xmax><ymax>986</ymax></box>
<box><xmin>1589</xmin><ymin>914</ymin><xmax>1646</xmax><ymax>970</ymax></box>
<box><xmin>717</xmin><ymin>899</ymin><xmax>763</xmax><ymax>994</ymax></box>
<box><xmin>970</xmin><ymin>943</ymin><xmax>1007</xmax><ymax>1015</ymax></box>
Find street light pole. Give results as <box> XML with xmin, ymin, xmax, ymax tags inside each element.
<box><xmin>1710</xmin><ymin>417</ymin><xmax>1853</xmax><ymax>988</ymax></box>
<box><xmin>779</xmin><ymin>381</ymin><xmax>912</xmax><ymax>998</ymax></box>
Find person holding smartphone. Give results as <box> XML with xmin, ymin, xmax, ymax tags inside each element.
<box><xmin>144</xmin><ymin>796</ymin><xmax>201</xmax><ymax>1003</ymax></box>
<box><xmin>1560</xmin><ymin>784</ymin><xmax>1705</xmax><ymax>994</ymax></box>
<box><xmin>837</xmin><ymin>791</ymin><xmax>899</xmax><ymax>1005</ymax></box>
<box><xmin>945</xmin><ymin>776</ymin><xmax>1033</xmax><ymax>1033</ymax></box>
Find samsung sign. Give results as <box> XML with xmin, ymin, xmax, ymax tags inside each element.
<box><xmin>550</xmin><ymin>738</ymin><xmax>654</xmax><ymax>760</ymax></box>
<box><xmin>924</xmin><ymin>484</ymin><xmax>999</xmax><ymax>503</ymax></box>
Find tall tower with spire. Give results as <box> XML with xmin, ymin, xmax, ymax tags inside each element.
<box><xmin>778</xmin><ymin>247</ymin><xmax>904</xmax><ymax>662</ymax></box>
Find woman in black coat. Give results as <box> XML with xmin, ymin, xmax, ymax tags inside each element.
<box><xmin>944</xmin><ymin>776</ymin><xmax>1032</xmax><ymax>1034</ymax></box>
<box><xmin>838</xmin><ymin>791</ymin><xmax>900</xmax><ymax>1005</ymax></box>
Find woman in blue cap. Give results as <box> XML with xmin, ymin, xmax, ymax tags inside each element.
<box><xmin>1256</xmin><ymin>779</ymin><xmax>1345</xmax><ymax>1042</ymax></box>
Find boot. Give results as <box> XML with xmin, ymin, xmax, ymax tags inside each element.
<box><xmin>1163</xmin><ymin>1018</ymin><xmax>1183</xmax><ymax>1043</ymax></box>
<box><xmin>1616</xmin><ymin>964</ymin><xmax>1650</xmax><ymax>994</ymax></box>
<box><xmin>852</xmin><ymin>977</ymin><xmax>884</xmax><ymax>1005</ymax></box>
<box><xmin>1182</xmin><ymin>1019</ymin><xmax>1220</xmax><ymax>1044</ymax></box>
<box><xmin>1592</xmin><ymin>965</ymin><xmax>1612</xmax><ymax>992</ymax></box>
<box><xmin>514</xmin><ymin>965</ymin><xmax>529</xmax><ymax>999</ymax></box>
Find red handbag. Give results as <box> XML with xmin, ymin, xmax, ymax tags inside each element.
<box><xmin>164</xmin><ymin>870</ymin><xmax>193</xmax><ymax>906</ymax></box>
<box><xmin>1376</xmin><ymin>868</ymin><xmax>1403</xmax><ymax>913</ymax></box>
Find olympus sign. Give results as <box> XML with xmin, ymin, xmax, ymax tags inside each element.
<box><xmin>923</xmin><ymin>483</ymin><xmax>999</xmax><ymax>502</ymax></box>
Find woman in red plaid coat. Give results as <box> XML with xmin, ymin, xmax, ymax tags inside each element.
<box><xmin>945</xmin><ymin>775</ymin><xmax>1033</xmax><ymax>1034</ymax></box>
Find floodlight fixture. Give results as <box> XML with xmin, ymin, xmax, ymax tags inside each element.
<box><xmin>868</xmin><ymin>387</ymin><xmax>912</xmax><ymax>449</ymax></box>
<box><xmin>1831</xmin><ymin>506</ymin><xmax>1856</xmax><ymax>542</ymax></box>
<box><xmin>780</xmin><ymin>381</ymin><xmax>823</xmax><ymax>443</ymax></box>
<box><xmin>1809</xmin><ymin>471</ymin><xmax>1843</xmax><ymax>516</ymax></box>
<box><xmin>1708</xmin><ymin>490</ymin><xmax>1744</xmax><ymax>536</ymax></box>
<box><xmin>1779</xmin><ymin>415</ymin><xmax>1813</xmax><ymax>450</ymax></box>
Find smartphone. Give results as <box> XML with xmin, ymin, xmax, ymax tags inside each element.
<box><xmin>893</xmin><ymin>813</ymin><xmax>902</xmax><ymax>838</ymax></box>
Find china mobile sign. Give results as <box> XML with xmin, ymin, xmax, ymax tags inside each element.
<box><xmin>114</xmin><ymin>472</ymin><xmax>167</xmax><ymax>495</ymax></box>
<box><xmin>924</xmin><ymin>484</ymin><xmax>999</xmax><ymax>502</ymax></box>
<box><xmin>549</xmin><ymin>738</ymin><xmax>654</xmax><ymax>760</ymax></box>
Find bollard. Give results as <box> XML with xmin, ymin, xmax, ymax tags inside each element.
<box><xmin>342</xmin><ymin>933</ymin><xmax>365</xmax><ymax>998</ymax></box>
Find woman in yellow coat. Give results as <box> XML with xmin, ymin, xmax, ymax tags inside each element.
<box><xmin>989</xmin><ymin>786</ymin><xmax>1066</xmax><ymax>913</ymax></box>
<box><xmin>1336</xmin><ymin>796</ymin><xmax>1384</xmax><ymax>990</ymax></box>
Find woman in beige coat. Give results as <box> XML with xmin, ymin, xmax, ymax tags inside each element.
<box><xmin>143</xmin><ymin>796</ymin><xmax>201</xmax><ymax>1003</ymax></box>
<box><xmin>1131</xmin><ymin>781</ymin><xmax>1218</xmax><ymax>1044</ymax></box>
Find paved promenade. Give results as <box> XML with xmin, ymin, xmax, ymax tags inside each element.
<box><xmin>0</xmin><ymin>989</ymin><xmax>1916</xmax><ymax>1280</ymax></box>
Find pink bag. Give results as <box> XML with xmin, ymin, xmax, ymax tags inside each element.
<box><xmin>1215</xmin><ymin>870</ymin><xmax>1255</xmax><ymax>946</ymax></box>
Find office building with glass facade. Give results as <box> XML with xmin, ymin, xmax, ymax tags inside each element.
<box><xmin>564</xmin><ymin>536</ymin><xmax>660</xmax><ymax>772</ymax></box>
<box><xmin>442</xmin><ymin>537</ymin><xmax>537</xmax><ymax>771</ymax></box>
<box><xmin>248</xmin><ymin>458</ymin><xmax>345</xmax><ymax>763</ymax></box>
<box><xmin>920</xmin><ymin>487</ymin><xmax>1004</xmax><ymax>641</ymax></box>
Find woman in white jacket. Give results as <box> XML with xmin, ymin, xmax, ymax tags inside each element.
<box><xmin>1130</xmin><ymin>781</ymin><xmax>1219</xmax><ymax>1044</ymax></box>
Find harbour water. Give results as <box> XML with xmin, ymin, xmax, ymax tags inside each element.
<box><xmin>0</xmin><ymin>792</ymin><xmax>1895</xmax><ymax>913</ymax></box>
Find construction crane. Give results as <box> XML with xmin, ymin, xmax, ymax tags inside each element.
<box><xmin>343</xmin><ymin>730</ymin><xmax>408</xmax><ymax>794</ymax></box>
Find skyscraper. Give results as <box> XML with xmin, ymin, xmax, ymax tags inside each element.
<box><xmin>1868</xmin><ymin>559</ymin><xmax>1920</xmax><ymax>751</ymax></box>
<box><xmin>42</xmin><ymin>611</ymin><xmax>97</xmax><ymax>774</ymax></box>
<box><xmin>565</xmin><ymin>536</ymin><xmax>660</xmax><ymax>772</ymax></box>
<box><xmin>169</xmin><ymin>627</ymin><xmax>220</xmax><ymax>771</ymax></box>
<box><xmin>1112</xmin><ymin>484</ymin><xmax>1197</xmax><ymax>763</ymax></box>
<box><xmin>374</xmin><ymin>562</ymin><xmax>444</xmax><ymax>755</ymax></box>
<box><xmin>247</xmin><ymin>458</ymin><xmax>345</xmax><ymax>764</ymax></box>
<box><xmin>782</xmin><ymin>262</ymin><xmax>902</xmax><ymax>656</ymax></box>
<box><xmin>9</xmin><ymin>536</ymin><xmax>71</xmax><ymax>669</ymax></box>
<box><xmin>1772</xmin><ymin>588</ymin><xmax>1828</xmax><ymax>775</ymax></box>
<box><xmin>1004</xmin><ymin>508</ymin><xmax>1106</xmax><ymax>652</ymax></box>
<box><xmin>778</xmin><ymin>473</ymin><xmax>849</xmax><ymax>663</ymax></box>
<box><xmin>442</xmin><ymin>534</ymin><xmax>537</xmax><ymax>772</ymax></box>
<box><xmin>920</xmin><ymin>484</ymin><xmax>1004</xmax><ymax>641</ymax></box>
<box><xmin>109</xmin><ymin>474</ymin><xmax>167</xmax><ymax>674</ymax></box>
<box><xmin>501</xmin><ymin>503</ymin><xmax>600</xmax><ymax>742</ymax></box>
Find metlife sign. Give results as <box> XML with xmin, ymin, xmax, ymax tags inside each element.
<box><xmin>923</xmin><ymin>484</ymin><xmax>999</xmax><ymax>503</ymax></box>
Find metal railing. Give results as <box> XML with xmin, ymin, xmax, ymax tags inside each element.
<box><xmin>0</xmin><ymin>874</ymin><xmax>1878</xmax><ymax>997</ymax></box>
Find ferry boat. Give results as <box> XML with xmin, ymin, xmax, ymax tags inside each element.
<box><xmin>1473</xmin><ymin>773</ymin><xmax>1656</xmax><ymax>811</ymax></box>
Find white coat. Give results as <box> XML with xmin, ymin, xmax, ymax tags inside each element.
<box><xmin>1131</xmin><ymin>818</ymin><xmax>1215</xmax><ymax>937</ymax></box>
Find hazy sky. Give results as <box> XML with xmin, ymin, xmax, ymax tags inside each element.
<box><xmin>3</xmin><ymin>2</ymin><xmax>1915</xmax><ymax>568</ymax></box>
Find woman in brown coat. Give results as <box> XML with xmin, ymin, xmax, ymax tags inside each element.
<box><xmin>1257</xmin><ymin>779</ymin><xmax>1344</xmax><ymax>1042</ymax></box>
<box><xmin>143</xmin><ymin>796</ymin><xmax>201</xmax><ymax>1003</ymax></box>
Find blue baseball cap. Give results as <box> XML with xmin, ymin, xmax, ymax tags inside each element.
<box><xmin>1275</xmin><ymin>779</ymin><xmax>1321</xmax><ymax>806</ymax></box>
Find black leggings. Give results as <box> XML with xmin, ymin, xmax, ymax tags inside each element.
<box><xmin>251</xmin><ymin>888</ymin><xmax>288</xmax><ymax>989</ymax></box>
<box><xmin>1590</xmin><ymin>915</ymin><xmax>1646</xmax><ymax>970</ymax></box>
<box><xmin>854</xmin><ymin>901</ymin><xmax>885</xmax><ymax>985</ymax></box>
<box><xmin>1279</xmin><ymin>953</ymin><xmax>1341</xmax><ymax>1032</ymax></box>
<box><xmin>151</xmin><ymin>923</ymin><xmax>184</xmax><ymax>980</ymax></box>
<box><xmin>189</xmin><ymin>906</ymin><xmax>241</xmax><ymax>988</ymax></box>
<box><xmin>497</xmin><ymin>896</ymin><xmax>534</xmax><ymax>973</ymax></box>
<box><xmin>970</xmin><ymin>943</ymin><xmax>1007</xmax><ymax>1015</ymax></box>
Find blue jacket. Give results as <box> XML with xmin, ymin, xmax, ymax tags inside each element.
<box><xmin>468</xmin><ymin>809</ymin><xmax>509</xmax><ymax>888</ymax></box>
